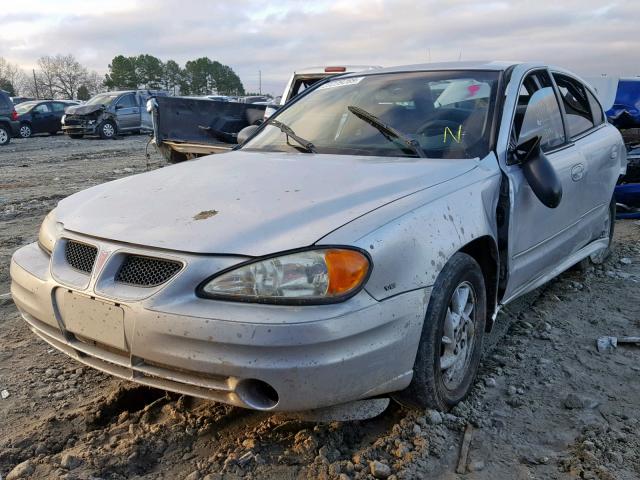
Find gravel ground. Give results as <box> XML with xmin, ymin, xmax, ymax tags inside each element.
<box><xmin>1</xmin><ymin>135</ymin><xmax>639</xmax><ymax>480</ymax></box>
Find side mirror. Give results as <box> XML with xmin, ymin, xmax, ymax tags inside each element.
<box><xmin>515</xmin><ymin>136</ymin><xmax>563</xmax><ymax>209</ymax></box>
<box><xmin>115</xmin><ymin>104</ymin><xmax>124</xmax><ymax>110</ymax></box>
<box><xmin>237</xmin><ymin>125</ymin><xmax>259</xmax><ymax>145</ymax></box>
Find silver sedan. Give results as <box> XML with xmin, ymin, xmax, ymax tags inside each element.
<box><xmin>11</xmin><ymin>61</ymin><xmax>625</xmax><ymax>412</ymax></box>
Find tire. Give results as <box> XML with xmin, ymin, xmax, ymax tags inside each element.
<box><xmin>98</xmin><ymin>121</ymin><xmax>116</xmax><ymax>139</ymax></box>
<box><xmin>68</xmin><ymin>134</ymin><xmax>84</xmax><ymax>139</ymax></box>
<box><xmin>19</xmin><ymin>123</ymin><xmax>32</xmax><ymax>138</ymax></box>
<box><xmin>394</xmin><ymin>253</ymin><xmax>487</xmax><ymax>411</ymax></box>
<box><xmin>0</xmin><ymin>125</ymin><xmax>10</xmax><ymax>145</ymax></box>
<box><xmin>589</xmin><ymin>196</ymin><xmax>615</xmax><ymax>265</ymax></box>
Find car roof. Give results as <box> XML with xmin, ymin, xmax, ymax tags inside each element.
<box><xmin>340</xmin><ymin>61</ymin><xmax>523</xmax><ymax>78</ymax></box>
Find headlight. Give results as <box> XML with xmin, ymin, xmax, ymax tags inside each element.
<box><xmin>61</xmin><ymin>114</ymin><xmax>66</xmax><ymax>124</ymax></box>
<box><xmin>88</xmin><ymin>120</ymin><xmax>96</xmax><ymax>125</ymax></box>
<box><xmin>146</xmin><ymin>98</ymin><xmax>157</xmax><ymax>113</ymax></box>
<box><xmin>198</xmin><ymin>248</ymin><xmax>371</xmax><ymax>304</ymax></box>
<box><xmin>38</xmin><ymin>209</ymin><xmax>61</xmax><ymax>254</ymax></box>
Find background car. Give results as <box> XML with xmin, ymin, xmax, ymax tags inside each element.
<box><xmin>0</xmin><ymin>89</ymin><xmax>20</xmax><ymax>145</ymax></box>
<box><xmin>14</xmin><ymin>100</ymin><xmax>77</xmax><ymax>138</ymax></box>
<box><xmin>62</xmin><ymin>90</ymin><xmax>167</xmax><ymax>139</ymax></box>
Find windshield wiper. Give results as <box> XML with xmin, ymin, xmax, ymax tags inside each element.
<box><xmin>269</xmin><ymin>119</ymin><xmax>317</xmax><ymax>153</ymax></box>
<box><xmin>347</xmin><ymin>105</ymin><xmax>426</xmax><ymax>158</ymax></box>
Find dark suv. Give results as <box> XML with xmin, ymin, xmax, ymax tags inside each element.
<box><xmin>0</xmin><ymin>90</ymin><xmax>20</xmax><ymax>146</ymax></box>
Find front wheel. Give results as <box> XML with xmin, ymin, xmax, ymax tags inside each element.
<box><xmin>98</xmin><ymin>121</ymin><xmax>116</xmax><ymax>139</ymax></box>
<box><xmin>19</xmin><ymin>123</ymin><xmax>32</xmax><ymax>138</ymax></box>
<box><xmin>394</xmin><ymin>253</ymin><xmax>486</xmax><ymax>411</ymax></box>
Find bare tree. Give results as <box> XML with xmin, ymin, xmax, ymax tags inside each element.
<box><xmin>84</xmin><ymin>70</ymin><xmax>105</xmax><ymax>96</ymax></box>
<box><xmin>37</xmin><ymin>56</ymin><xmax>58</xmax><ymax>99</ymax></box>
<box><xmin>0</xmin><ymin>57</ymin><xmax>26</xmax><ymax>95</ymax></box>
<box><xmin>54</xmin><ymin>54</ymin><xmax>88</xmax><ymax>99</ymax></box>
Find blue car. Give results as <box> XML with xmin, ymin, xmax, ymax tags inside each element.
<box><xmin>615</xmin><ymin>146</ymin><xmax>640</xmax><ymax>219</ymax></box>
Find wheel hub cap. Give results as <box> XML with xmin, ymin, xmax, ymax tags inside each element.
<box><xmin>440</xmin><ymin>281</ymin><xmax>476</xmax><ymax>390</ymax></box>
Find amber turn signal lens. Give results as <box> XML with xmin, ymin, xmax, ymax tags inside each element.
<box><xmin>325</xmin><ymin>249</ymin><xmax>370</xmax><ymax>295</ymax></box>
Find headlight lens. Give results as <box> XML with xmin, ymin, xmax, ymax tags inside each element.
<box><xmin>38</xmin><ymin>209</ymin><xmax>60</xmax><ymax>254</ymax></box>
<box><xmin>199</xmin><ymin>248</ymin><xmax>370</xmax><ymax>303</ymax></box>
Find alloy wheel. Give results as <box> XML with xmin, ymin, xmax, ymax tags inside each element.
<box><xmin>20</xmin><ymin>124</ymin><xmax>32</xmax><ymax>138</ymax></box>
<box><xmin>103</xmin><ymin>123</ymin><xmax>115</xmax><ymax>138</ymax></box>
<box><xmin>440</xmin><ymin>281</ymin><xmax>477</xmax><ymax>390</ymax></box>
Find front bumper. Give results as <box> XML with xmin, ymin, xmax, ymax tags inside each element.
<box><xmin>62</xmin><ymin>123</ymin><xmax>98</xmax><ymax>135</ymax></box>
<box><xmin>10</xmin><ymin>237</ymin><xmax>428</xmax><ymax>411</ymax></box>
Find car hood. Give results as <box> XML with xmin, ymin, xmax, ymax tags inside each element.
<box><xmin>65</xmin><ymin>104</ymin><xmax>104</xmax><ymax>115</ymax></box>
<box><xmin>57</xmin><ymin>151</ymin><xmax>478</xmax><ymax>256</ymax></box>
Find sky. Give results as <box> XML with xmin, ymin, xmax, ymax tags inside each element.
<box><xmin>0</xmin><ymin>0</ymin><xmax>638</xmax><ymax>95</ymax></box>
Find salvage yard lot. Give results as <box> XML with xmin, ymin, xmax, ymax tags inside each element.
<box><xmin>1</xmin><ymin>136</ymin><xmax>640</xmax><ymax>479</ymax></box>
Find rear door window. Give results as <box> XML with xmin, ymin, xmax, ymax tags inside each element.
<box><xmin>552</xmin><ymin>73</ymin><xmax>596</xmax><ymax>138</ymax></box>
<box><xmin>586</xmin><ymin>89</ymin><xmax>605</xmax><ymax>125</ymax></box>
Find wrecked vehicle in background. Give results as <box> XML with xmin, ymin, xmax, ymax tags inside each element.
<box><xmin>149</xmin><ymin>66</ymin><xmax>381</xmax><ymax>163</ymax></box>
<box><xmin>62</xmin><ymin>90</ymin><xmax>167</xmax><ymax>139</ymax></box>
<box><xmin>586</xmin><ymin>76</ymin><xmax>640</xmax><ymax>218</ymax></box>
<box><xmin>11</xmin><ymin>62</ymin><xmax>625</xmax><ymax>413</ymax></box>
<box><xmin>148</xmin><ymin>96</ymin><xmax>268</xmax><ymax>163</ymax></box>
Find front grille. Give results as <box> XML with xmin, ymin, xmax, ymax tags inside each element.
<box><xmin>65</xmin><ymin>240</ymin><xmax>98</xmax><ymax>273</ymax></box>
<box><xmin>115</xmin><ymin>255</ymin><xmax>182</xmax><ymax>287</ymax></box>
<box><xmin>63</xmin><ymin>115</ymin><xmax>84</xmax><ymax>126</ymax></box>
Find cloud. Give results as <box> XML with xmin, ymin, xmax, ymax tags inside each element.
<box><xmin>0</xmin><ymin>0</ymin><xmax>638</xmax><ymax>94</ymax></box>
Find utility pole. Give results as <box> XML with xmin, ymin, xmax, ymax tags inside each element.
<box><xmin>32</xmin><ymin>69</ymin><xmax>40</xmax><ymax>99</ymax></box>
<box><xmin>259</xmin><ymin>70</ymin><xmax>262</xmax><ymax>95</ymax></box>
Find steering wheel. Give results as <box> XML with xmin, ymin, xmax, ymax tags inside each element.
<box><xmin>416</xmin><ymin>118</ymin><xmax>463</xmax><ymax>137</ymax></box>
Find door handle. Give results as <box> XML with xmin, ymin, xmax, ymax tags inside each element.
<box><xmin>571</xmin><ymin>163</ymin><xmax>585</xmax><ymax>182</ymax></box>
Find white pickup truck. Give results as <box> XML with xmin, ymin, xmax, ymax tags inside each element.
<box><xmin>149</xmin><ymin>65</ymin><xmax>380</xmax><ymax>163</ymax></box>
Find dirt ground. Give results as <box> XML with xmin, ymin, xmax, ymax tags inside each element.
<box><xmin>1</xmin><ymin>135</ymin><xmax>639</xmax><ymax>480</ymax></box>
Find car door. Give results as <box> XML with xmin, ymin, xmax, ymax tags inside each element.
<box><xmin>50</xmin><ymin>102</ymin><xmax>67</xmax><ymax>132</ymax></box>
<box><xmin>551</xmin><ymin>72</ymin><xmax>620</xmax><ymax>242</ymax></box>
<box><xmin>501</xmin><ymin>69</ymin><xmax>592</xmax><ymax>301</ymax></box>
<box><xmin>137</xmin><ymin>91</ymin><xmax>153</xmax><ymax>131</ymax></box>
<box><xmin>114</xmin><ymin>93</ymin><xmax>140</xmax><ymax>130</ymax></box>
<box><xmin>30</xmin><ymin>103</ymin><xmax>54</xmax><ymax>134</ymax></box>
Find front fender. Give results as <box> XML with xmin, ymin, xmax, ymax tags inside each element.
<box><xmin>318</xmin><ymin>157</ymin><xmax>502</xmax><ymax>301</ymax></box>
